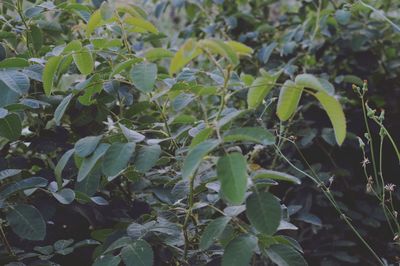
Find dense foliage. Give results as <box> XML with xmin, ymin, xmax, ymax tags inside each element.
<box><xmin>0</xmin><ymin>0</ymin><xmax>399</xmax><ymax>265</ymax></box>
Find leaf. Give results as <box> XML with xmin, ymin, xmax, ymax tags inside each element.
<box><xmin>52</xmin><ymin>188</ymin><xmax>75</xmax><ymax>204</ymax></box>
<box><xmin>217</xmin><ymin>153</ymin><xmax>248</xmax><ymax>205</ymax></box>
<box><xmin>198</xmin><ymin>39</ymin><xmax>238</xmax><ymax>65</ymax></box>
<box><xmin>223</xmin><ymin>127</ymin><xmax>275</xmax><ymax>145</ymax></box>
<box><xmin>217</xmin><ymin>109</ymin><xmax>247</xmax><ymax>128</ymax></box>
<box><xmin>74</xmin><ymin>135</ymin><xmax>102</xmax><ymax>157</ymax></box>
<box><xmin>190</xmin><ymin>127</ymin><xmax>213</xmax><ymax>148</ymax></box>
<box><xmin>125</xmin><ymin>16</ymin><xmax>158</xmax><ymax>33</ymax></box>
<box><xmin>277</xmin><ymin>80</ymin><xmax>303</xmax><ymax>121</ymax></box>
<box><xmin>294</xmin><ymin>74</ymin><xmax>333</xmax><ymax>95</ymax></box>
<box><xmin>77</xmin><ymin>143</ymin><xmax>110</xmax><ymax>182</ymax></box>
<box><xmin>54</xmin><ymin>94</ymin><xmax>73</xmax><ymax>125</ymax></box>
<box><xmin>72</xmin><ymin>47</ymin><xmax>93</xmax><ymax>75</ymax></box>
<box><xmin>130</xmin><ymin>62</ymin><xmax>157</xmax><ymax>93</ymax></box>
<box><xmin>169</xmin><ymin>38</ymin><xmax>203</xmax><ymax>75</ymax></box>
<box><xmin>86</xmin><ymin>9</ymin><xmax>103</xmax><ymax>36</ymax></box>
<box><xmin>266</xmin><ymin>244</ymin><xmax>308</xmax><ymax>266</ymax></box>
<box><xmin>109</xmin><ymin>58</ymin><xmax>141</xmax><ymax>78</ymax></box>
<box><xmin>93</xmin><ymin>255</ymin><xmax>121</xmax><ymax>266</ymax></box>
<box><xmin>134</xmin><ymin>144</ymin><xmax>161</xmax><ymax>173</ymax></box>
<box><xmin>7</xmin><ymin>204</ymin><xmax>46</xmax><ymax>241</ymax></box>
<box><xmin>0</xmin><ymin>176</ymin><xmax>47</xmax><ymax>200</ymax></box>
<box><xmin>247</xmin><ymin>71</ymin><xmax>281</xmax><ymax>109</ymax></box>
<box><xmin>246</xmin><ymin>191</ymin><xmax>281</xmax><ymax>235</ymax></box>
<box><xmin>145</xmin><ymin>48</ymin><xmax>174</xmax><ymax>61</ymax></box>
<box><xmin>252</xmin><ymin>170</ymin><xmax>301</xmax><ymax>184</ymax></box>
<box><xmin>75</xmin><ymin>166</ymin><xmax>101</xmax><ymax>196</ymax></box>
<box><xmin>312</xmin><ymin>92</ymin><xmax>346</xmax><ymax>145</ymax></box>
<box><xmin>31</xmin><ymin>25</ymin><xmax>43</xmax><ymax>52</ymax></box>
<box><xmin>221</xmin><ymin>235</ymin><xmax>257</xmax><ymax>266</ymax></box>
<box><xmin>102</xmin><ymin>142</ymin><xmax>135</xmax><ymax>177</ymax></box>
<box><xmin>0</xmin><ymin>58</ymin><xmax>29</xmax><ymax>68</ymax></box>
<box><xmin>55</xmin><ymin>149</ymin><xmax>74</xmax><ymax>189</ymax></box>
<box><xmin>182</xmin><ymin>139</ymin><xmax>219</xmax><ymax>179</ymax></box>
<box><xmin>200</xmin><ymin>216</ymin><xmax>231</xmax><ymax>250</ymax></box>
<box><xmin>43</xmin><ymin>56</ymin><xmax>62</xmax><ymax>96</ymax></box>
<box><xmin>0</xmin><ymin>70</ymin><xmax>30</xmax><ymax>94</ymax></box>
<box><xmin>225</xmin><ymin>41</ymin><xmax>253</xmax><ymax>56</ymax></box>
<box><xmin>120</xmin><ymin>124</ymin><xmax>146</xmax><ymax>143</ymax></box>
<box><xmin>120</xmin><ymin>240</ymin><xmax>154</xmax><ymax>266</ymax></box>
<box><xmin>0</xmin><ymin>113</ymin><xmax>22</xmax><ymax>141</ymax></box>
<box><xmin>0</xmin><ymin>169</ymin><xmax>21</xmax><ymax>181</ymax></box>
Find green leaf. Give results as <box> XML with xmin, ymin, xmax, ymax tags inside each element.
<box><xmin>0</xmin><ymin>113</ymin><xmax>21</xmax><ymax>141</ymax></box>
<box><xmin>55</xmin><ymin>149</ymin><xmax>74</xmax><ymax>189</ymax></box>
<box><xmin>145</xmin><ymin>48</ymin><xmax>174</xmax><ymax>61</ymax></box>
<box><xmin>120</xmin><ymin>240</ymin><xmax>154</xmax><ymax>266</ymax></box>
<box><xmin>217</xmin><ymin>153</ymin><xmax>248</xmax><ymax>205</ymax></box>
<box><xmin>120</xmin><ymin>124</ymin><xmax>145</xmax><ymax>143</ymax></box>
<box><xmin>72</xmin><ymin>47</ymin><xmax>93</xmax><ymax>75</ymax></box>
<box><xmin>312</xmin><ymin>92</ymin><xmax>346</xmax><ymax>145</ymax></box>
<box><xmin>190</xmin><ymin>127</ymin><xmax>213</xmax><ymax>148</ymax></box>
<box><xmin>221</xmin><ymin>235</ymin><xmax>257</xmax><ymax>266</ymax></box>
<box><xmin>86</xmin><ymin>10</ymin><xmax>103</xmax><ymax>37</ymax></box>
<box><xmin>134</xmin><ymin>144</ymin><xmax>161</xmax><ymax>173</ymax></box>
<box><xmin>93</xmin><ymin>255</ymin><xmax>121</xmax><ymax>266</ymax></box>
<box><xmin>246</xmin><ymin>191</ymin><xmax>282</xmax><ymax>235</ymax></box>
<box><xmin>247</xmin><ymin>71</ymin><xmax>281</xmax><ymax>109</ymax></box>
<box><xmin>52</xmin><ymin>188</ymin><xmax>75</xmax><ymax>204</ymax></box>
<box><xmin>7</xmin><ymin>204</ymin><xmax>46</xmax><ymax>241</ymax></box>
<box><xmin>43</xmin><ymin>56</ymin><xmax>62</xmax><ymax>96</ymax></box>
<box><xmin>294</xmin><ymin>74</ymin><xmax>333</xmax><ymax>94</ymax></box>
<box><xmin>125</xmin><ymin>16</ymin><xmax>158</xmax><ymax>33</ymax></box>
<box><xmin>109</xmin><ymin>58</ymin><xmax>141</xmax><ymax>78</ymax></box>
<box><xmin>0</xmin><ymin>81</ymin><xmax>19</xmax><ymax>107</ymax></box>
<box><xmin>54</xmin><ymin>94</ymin><xmax>73</xmax><ymax>125</ymax></box>
<box><xmin>277</xmin><ymin>80</ymin><xmax>303</xmax><ymax>121</ymax></box>
<box><xmin>99</xmin><ymin>1</ymin><xmax>115</xmax><ymax>20</ymax></box>
<box><xmin>102</xmin><ymin>142</ymin><xmax>135</xmax><ymax>177</ymax></box>
<box><xmin>0</xmin><ymin>70</ymin><xmax>30</xmax><ymax>94</ymax></box>
<box><xmin>200</xmin><ymin>216</ymin><xmax>231</xmax><ymax>250</ymax></box>
<box><xmin>130</xmin><ymin>62</ymin><xmax>157</xmax><ymax>93</ymax></box>
<box><xmin>223</xmin><ymin>127</ymin><xmax>275</xmax><ymax>145</ymax></box>
<box><xmin>252</xmin><ymin>170</ymin><xmax>301</xmax><ymax>184</ymax></box>
<box><xmin>198</xmin><ymin>39</ymin><xmax>238</xmax><ymax>65</ymax></box>
<box><xmin>225</xmin><ymin>41</ymin><xmax>253</xmax><ymax>56</ymax></box>
<box><xmin>169</xmin><ymin>38</ymin><xmax>202</xmax><ymax>76</ymax></box>
<box><xmin>182</xmin><ymin>139</ymin><xmax>219</xmax><ymax>179</ymax></box>
<box><xmin>0</xmin><ymin>169</ymin><xmax>21</xmax><ymax>181</ymax></box>
<box><xmin>78</xmin><ymin>74</ymin><xmax>102</xmax><ymax>105</ymax></box>
<box><xmin>0</xmin><ymin>58</ymin><xmax>29</xmax><ymax>68</ymax></box>
<box><xmin>266</xmin><ymin>244</ymin><xmax>308</xmax><ymax>266</ymax></box>
<box><xmin>75</xmin><ymin>135</ymin><xmax>102</xmax><ymax>157</ymax></box>
<box><xmin>0</xmin><ymin>176</ymin><xmax>47</xmax><ymax>200</ymax></box>
<box><xmin>77</xmin><ymin>143</ymin><xmax>110</xmax><ymax>182</ymax></box>
<box><xmin>31</xmin><ymin>25</ymin><xmax>43</xmax><ymax>52</ymax></box>
<box><xmin>75</xmin><ymin>166</ymin><xmax>101</xmax><ymax>196</ymax></box>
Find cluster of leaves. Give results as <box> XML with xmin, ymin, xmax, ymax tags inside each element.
<box><xmin>0</xmin><ymin>0</ymin><xmax>399</xmax><ymax>265</ymax></box>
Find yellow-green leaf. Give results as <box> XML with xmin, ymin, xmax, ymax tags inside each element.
<box><xmin>225</xmin><ymin>41</ymin><xmax>253</xmax><ymax>56</ymax></box>
<box><xmin>125</xmin><ymin>16</ymin><xmax>158</xmax><ymax>33</ymax></box>
<box><xmin>86</xmin><ymin>10</ymin><xmax>103</xmax><ymax>37</ymax></box>
<box><xmin>277</xmin><ymin>80</ymin><xmax>303</xmax><ymax>121</ymax></box>
<box><xmin>295</xmin><ymin>74</ymin><xmax>333</xmax><ymax>94</ymax></box>
<box><xmin>169</xmin><ymin>38</ymin><xmax>202</xmax><ymax>76</ymax></box>
<box><xmin>247</xmin><ymin>71</ymin><xmax>281</xmax><ymax>109</ymax></box>
<box><xmin>72</xmin><ymin>47</ymin><xmax>94</xmax><ymax>75</ymax></box>
<box><xmin>312</xmin><ymin>92</ymin><xmax>346</xmax><ymax>145</ymax></box>
<box><xmin>198</xmin><ymin>39</ymin><xmax>238</xmax><ymax>65</ymax></box>
<box><xmin>43</xmin><ymin>56</ymin><xmax>62</xmax><ymax>96</ymax></box>
<box><xmin>145</xmin><ymin>48</ymin><xmax>174</xmax><ymax>61</ymax></box>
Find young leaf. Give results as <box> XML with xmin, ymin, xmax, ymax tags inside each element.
<box><xmin>52</xmin><ymin>188</ymin><xmax>75</xmax><ymax>204</ymax></box>
<box><xmin>266</xmin><ymin>244</ymin><xmax>308</xmax><ymax>266</ymax></box>
<box><xmin>200</xmin><ymin>216</ymin><xmax>231</xmax><ymax>250</ymax></box>
<box><xmin>295</xmin><ymin>74</ymin><xmax>333</xmax><ymax>95</ymax></box>
<box><xmin>277</xmin><ymin>80</ymin><xmax>303</xmax><ymax>121</ymax></box>
<box><xmin>7</xmin><ymin>204</ymin><xmax>46</xmax><ymax>241</ymax></box>
<box><xmin>247</xmin><ymin>71</ymin><xmax>281</xmax><ymax>109</ymax></box>
<box><xmin>169</xmin><ymin>38</ymin><xmax>202</xmax><ymax>76</ymax></box>
<box><xmin>223</xmin><ymin>127</ymin><xmax>275</xmax><ymax>145</ymax></box>
<box><xmin>225</xmin><ymin>41</ymin><xmax>253</xmax><ymax>56</ymax></box>
<box><xmin>125</xmin><ymin>16</ymin><xmax>158</xmax><ymax>33</ymax></box>
<box><xmin>252</xmin><ymin>170</ymin><xmax>301</xmax><ymax>184</ymax></box>
<box><xmin>145</xmin><ymin>48</ymin><xmax>174</xmax><ymax>61</ymax></box>
<box><xmin>0</xmin><ymin>113</ymin><xmax>22</xmax><ymax>141</ymax></box>
<box><xmin>54</xmin><ymin>94</ymin><xmax>73</xmax><ymax>125</ymax></box>
<box><xmin>72</xmin><ymin>47</ymin><xmax>94</xmax><ymax>75</ymax></box>
<box><xmin>182</xmin><ymin>139</ymin><xmax>219</xmax><ymax>179</ymax></box>
<box><xmin>43</xmin><ymin>56</ymin><xmax>62</xmax><ymax>96</ymax></box>
<box><xmin>102</xmin><ymin>142</ymin><xmax>135</xmax><ymax>177</ymax></box>
<box><xmin>0</xmin><ymin>58</ymin><xmax>29</xmax><ymax>68</ymax></box>
<box><xmin>198</xmin><ymin>39</ymin><xmax>238</xmax><ymax>65</ymax></box>
<box><xmin>312</xmin><ymin>92</ymin><xmax>346</xmax><ymax>145</ymax></box>
<box><xmin>120</xmin><ymin>240</ymin><xmax>154</xmax><ymax>266</ymax></box>
<box><xmin>221</xmin><ymin>235</ymin><xmax>257</xmax><ymax>266</ymax></box>
<box><xmin>77</xmin><ymin>143</ymin><xmax>110</xmax><ymax>182</ymax></box>
<box><xmin>134</xmin><ymin>144</ymin><xmax>161</xmax><ymax>173</ymax></box>
<box><xmin>246</xmin><ymin>191</ymin><xmax>282</xmax><ymax>235</ymax></box>
<box><xmin>190</xmin><ymin>127</ymin><xmax>213</xmax><ymax>148</ymax></box>
<box><xmin>75</xmin><ymin>135</ymin><xmax>102</xmax><ymax>157</ymax></box>
<box><xmin>217</xmin><ymin>153</ymin><xmax>248</xmax><ymax>205</ymax></box>
<box><xmin>130</xmin><ymin>62</ymin><xmax>157</xmax><ymax>93</ymax></box>
<box><xmin>86</xmin><ymin>10</ymin><xmax>103</xmax><ymax>36</ymax></box>
<box><xmin>109</xmin><ymin>58</ymin><xmax>142</xmax><ymax>78</ymax></box>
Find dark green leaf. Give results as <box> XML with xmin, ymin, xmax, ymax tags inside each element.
<box><xmin>54</xmin><ymin>94</ymin><xmax>73</xmax><ymax>125</ymax></box>
<box><xmin>77</xmin><ymin>143</ymin><xmax>110</xmax><ymax>182</ymax></box>
<box><xmin>130</xmin><ymin>62</ymin><xmax>157</xmax><ymax>93</ymax></box>
<box><xmin>120</xmin><ymin>240</ymin><xmax>154</xmax><ymax>266</ymax></box>
<box><xmin>134</xmin><ymin>144</ymin><xmax>161</xmax><ymax>173</ymax></box>
<box><xmin>0</xmin><ymin>176</ymin><xmax>47</xmax><ymax>200</ymax></box>
<box><xmin>7</xmin><ymin>204</ymin><xmax>46</xmax><ymax>241</ymax></box>
<box><xmin>223</xmin><ymin>127</ymin><xmax>275</xmax><ymax>145</ymax></box>
<box><xmin>266</xmin><ymin>244</ymin><xmax>308</xmax><ymax>266</ymax></box>
<box><xmin>75</xmin><ymin>135</ymin><xmax>102</xmax><ymax>157</ymax></box>
<box><xmin>0</xmin><ymin>113</ymin><xmax>21</xmax><ymax>141</ymax></box>
<box><xmin>200</xmin><ymin>216</ymin><xmax>231</xmax><ymax>250</ymax></box>
<box><xmin>221</xmin><ymin>235</ymin><xmax>257</xmax><ymax>266</ymax></box>
<box><xmin>102</xmin><ymin>142</ymin><xmax>135</xmax><ymax>177</ymax></box>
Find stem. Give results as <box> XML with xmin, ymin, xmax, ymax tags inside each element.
<box><xmin>0</xmin><ymin>222</ymin><xmax>14</xmax><ymax>256</ymax></box>
<box><xmin>183</xmin><ymin>175</ymin><xmax>195</xmax><ymax>260</ymax></box>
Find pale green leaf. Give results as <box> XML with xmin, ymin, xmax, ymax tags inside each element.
<box><xmin>198</xmin><ymin>39</ymin><xmax>238</xmax><ymax>65</ymax></box>
<box><xmin>225</xmin><ymin>40</ymin><xmax>253</xmax><ymax>56</ymax></box>
<box><xmin>145</xmin><ymin>48</ymin><xmax>174</xmax><ymax>61</ymax></box>
<box><xmin>43</xmin><ymin>56</ymin><xmax>62</xmax><ymax>96</ymax></box>
<box><xmin>295</xmin><ymin>74</ymin><xmax>333</xmax><ymax>94</ymax></box>
<box><xmin>72</xmin><ymin>47</ymin><xmax>93</xmax><ymax>75</ymax></box>
<box><xmin>125</xmin><ymin>16</ymin><xmax>158</xmax><ymax>33</ymax></box>
<box><xmin>247</xmin><ymin>71</ymin><xmax>281</xmax><ymax>109</ymax></box>
<box><xmin>169</xmin><ymin>38</ymin><xmax>203</xmax><ymax>76</ymax></box>
<box><xmin>277</xmin><ymin>80</ymin><xmax>303</xmax><ymax>121</ymax></box>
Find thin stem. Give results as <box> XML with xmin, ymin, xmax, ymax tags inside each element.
<box><xmin>0</xmin><ymin>222</ymin><xmax>14</xmax><ymax>256</ymax></box>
